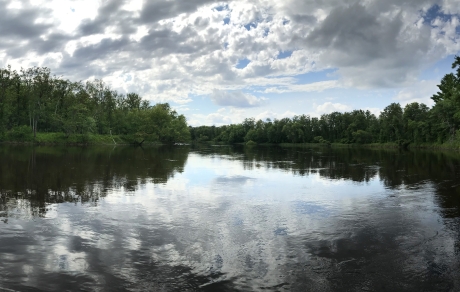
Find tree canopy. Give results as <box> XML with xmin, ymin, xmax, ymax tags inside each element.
<box><xmin>191</xmin><ymin>56</ymin><xmax>460</xmax><ymax>146</ymax></box>
<box><xmin>0</xmin><ymin>66</ymin><xmax>190</xmax><ymax>143</ymax></box>
<box><xmin>2</xmin><ymin>56</ymin><xmax>460</xmax><ymax>147</ymax></box>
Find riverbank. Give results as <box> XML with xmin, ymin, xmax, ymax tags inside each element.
<box><xmin>193</xmin><ymin>140</ymin><xmax>460</xmax><ymax>151</ymax></box>
<box><xmin>3</xmin><ymin>134</ymin><xmax>460</xmax><ymax>151</ymax></box>
<box><xmin>0</xmin><ymin>132</ymin><xmax>165</xmax><ymax>146</ymax></box>
<box><xmin>278</xmin><ymin>142</ymin><xmax>460</xmax><ymax>150</ymax></box>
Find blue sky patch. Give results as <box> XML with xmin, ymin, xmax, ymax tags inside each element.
<box><xmin>423</xmin><ymin>5</ymin><xmax>455</xmax><ymax>25</ymax></box>
<box><xmin>214</xmin><ymin>4</ymin><xmax>229</xmax><ymax>12</ymax></box>
<box><xmin>277</xmin><ymin>50</ymin><xmax>293</xmax><ymax>59</ymax></box>
<box><xmin>294</xmin><ymin>69</ymin><xmax>339</xmax><ymax>84</ymax></box>
<box><xmin>419</xmin><ymin>55</ymin><xmax>457</xmax><ymax>80</ymax></box>
<box><xmin>236</xmin><ymin>58</ymin><xmax>251</xmax><ymax>69</ymax></box>
<box><xmin>244</xmin><ymin>22</ymin><xmax>258</xmax><ymax>31</ymax></box>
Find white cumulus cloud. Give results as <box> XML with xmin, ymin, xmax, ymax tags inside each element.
<box><xmin>394</xmin><ymin>79</ymin><xmax>438</xmax><ymax>107</ymax></box>
<box><xmin>0</xmin><ymin>0</ymin><xmax>459</xmax><ymax>121</ymax></box>
<box><xmin>210</xmin><ymin>89</ymin><xmax>267</xmax><ymax>108</ymax></box>
<box><xmin>315</xmin><ymin>102</ymin><xmax>352</xmax><ymax>115</ymax></box>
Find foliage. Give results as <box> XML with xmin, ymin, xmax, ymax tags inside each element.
<box><xmin>0</xmin><ymin>66</ymin><xmax>190</xmax><ymax>143</ymax></box>
<box><xmin>5</xmin><ymin>125</ymin><xmax>33</xmax><ymax>141</ymax></box>
<box><xmin>190</xmin><ymin>55</ymin><xmax>460</xmax><ymax>148</ymax></box>
<box><xmin>3</xmin><ymin>55</ymin><xmax>460</xmax><ymax>147</ymax></box>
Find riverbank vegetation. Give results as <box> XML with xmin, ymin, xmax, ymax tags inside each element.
<box><xmin>1</xmin><ymin>56</ymin><xmax>459</xmax><ymax>147</ymax></box>
<box><xmin>191</xmin><ymin>56</ymin><xmax>460</xmax><ymax>149</ymax></box>
<box><xmin>0</xmin><ymin>66</ymin><xmax>190</xmax><ymax>144</ymax></box>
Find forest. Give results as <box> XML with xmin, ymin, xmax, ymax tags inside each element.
<box><xmin>0</xmin><ymin>56</ymin><xmax>459</xmax><ymax>147</ymax></box>
<box><xmin>191</xmin><ymin>56</ymin><xmax>460</xmax><ymax>147</ymax></box>
<box><xmin>0</xmin><ymin>66</ymin><xmax>190</xmax><ymax>144</ymax></box>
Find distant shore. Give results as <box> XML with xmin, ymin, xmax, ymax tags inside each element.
<box><xmin>2</xmin><ymin>134</ymin><xmax>460</xmax><ymax>151</ymax></box>
<box><xmin>192</xmin><ymin>140</ymin><xmax>460</xmax><ymax>151</ymax></box>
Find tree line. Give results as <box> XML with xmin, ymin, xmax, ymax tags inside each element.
<box><xmin>1</xmin><ymin>56</ymin><xmax>459</xmax><ymax>146</ymax></box>
<box><xmin>0</xmin><ymin>66</ymin><xmax>190</xmax><ymax>143</ymax></box>
<box><xmin>191</xmin><ymin>56</ymin><xmax>460</xmax><ymax>146</ymax></box>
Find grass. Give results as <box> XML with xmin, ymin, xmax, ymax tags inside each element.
<box><xmin>408</xmin><ymin>142</ymin><xmax>460</xmax><ymax>150</ymax></box>
<box><xmin>0</xmin><ymin>132</ymin><xmax>165</xmax><ymax>145</ymax></box>
<box><xmin>33</xmin><ymin>133</ymin><xmax>123</xmax><ymax>145</ymax></box>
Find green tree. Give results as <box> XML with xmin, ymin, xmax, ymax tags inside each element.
<box><xmin>430</xmin><ymin>56</ymin><xmax>460</xmax><ymax>142</ymax></box>
<box><xmin>403</xmin><ymin>102</ymin><xmax>430</xmax><ymax>144</ymax></box>
<box><xmin>379</xmin><ymin>103</ymin><xmax>404</xmax><ymax>143</ymax></box>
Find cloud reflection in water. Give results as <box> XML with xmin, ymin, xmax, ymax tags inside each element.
<box><xmin>0</xmin><ymin>145</ymin><xmax>459</xmax><ymax>291</ymax></box>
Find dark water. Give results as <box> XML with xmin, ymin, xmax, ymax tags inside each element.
<box><xmin>1</xmin><ymin>145</ymin><xmax>460</xmax><ymax>291</ymax></box>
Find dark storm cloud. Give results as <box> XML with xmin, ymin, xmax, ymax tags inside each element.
<box><xmin>306</xmin><ymin>3</ymin><xmax>402</xmax><ymax>64</ymax></box>
<box><xmin>1</xmin><ymin>34</ymin><xmax>69</xmax><ymax>62</ymax></box>
<box><xmin>302</xmin><ymin>2</ymin><xmax>436</xmax><ymax>87</ymax></box>
<box><xmin>290</xmin><ymin>14</ymin><xmax>317</xmax><ymax>25</ymax></box>
<box><xmin>0</xmin><ymin>0</ymin><xmax>52</xmax><ymax>39</ymax></box>
<box><xmin>58</xmin><ymin>36</ymin><xmax>133</xmax><ymax>76</ymax></box>
<box><xmin>57</xmin><ymin>54</ymin><xmax>107</xmax><ymax>79</ymax></box>
<box><xmin>78</xmin><ymin>0</ymin><xmax>137</xmax><ymax>36</ymax></box>
<box><xmin>34</xmin><ymin>33</ymin><xmax>71</xmax><ymax>54</ymax></box>
<box><xmin>139</xmin><ymin>0</ymin><xmax>218</xmax><ymax>24</ymax></box>
<box><xmin>58</xmin><ymin>0</ymin><xmax>225</xmax><ymax>80</ymax></box>
<box><xmin>138</xmin><ymin>27</ymin><xmax>221</xmax><ymax>58</ymax></box>
<box><xmin>76</xmin><ymin>0</ymin><xmax>221</xmax><ymax>37</ymax></box>
<box><xmin>73</xmin><ymin>37</ymin><xmax>131</xmax><ymax>61</ymax></box>
<box><xmin>0</xmin><ymin>0</ymin><xmax>72</xmax><ymax>59</ymax></box>
<box><xmin>4</xmin><ymin>44</ymin><xmax>30</xmax><ymax>59</ymax></box>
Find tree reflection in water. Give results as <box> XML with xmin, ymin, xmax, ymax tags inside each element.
<box><xmin>0</xmin><ymin>145</ymin><xmax>459</xmax><ymax>291</ymax></box>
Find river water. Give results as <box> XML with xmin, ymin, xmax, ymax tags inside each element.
<box><xmin>0</xmin><ymin>145</ymin><xmax>459</xmax><ymax>291</ymax></box>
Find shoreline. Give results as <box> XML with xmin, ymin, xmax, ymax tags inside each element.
<box><xmin>0</xmin><ymin>133</ymin><xmax>168</xmax><ymax>146</ymax></box>
<box><xmin>2</xmin><ymin>135</ymin><xmax>460</xmax><ymax>151</ymax></box>
<box><xmin>192</xmin><ymin>141</ymin><xmax>460</xmax><ymax>151</ymax></box>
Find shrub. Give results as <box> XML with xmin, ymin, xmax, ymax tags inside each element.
<box><xmin>313</xmin><ymin>136</ymin><xmax>330</xmax><ymax>145</ymax></box>
<box><xmin>6</xmin><ymin>126</ymin><xmax>33</xmax><ymax>141</ymax></box>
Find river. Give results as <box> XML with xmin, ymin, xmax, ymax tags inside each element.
<box><xmin>0</xmin><ymin>145</ymin><xmax>459</xmax><ymax>291</ymax></box>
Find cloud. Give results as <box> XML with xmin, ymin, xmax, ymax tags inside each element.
<box><xmin>315</xmin><ymin>102</ymin><xmax>352</xmax><ymax>115</ymax></box>
<box><xmin>304</xmin><ymin>2</ymin><xmax>446</xmax><ymax>88</ymax></box>
<box><xmin>263</xmin><ymin>80</ymin><xmax>340</xmax><ymax>93</ymax></box>
<box><xmin>0</xmin><ymin>0</ymin><xmax>55</xmax><ymax>58</ymax></box>
<box><xmin>394</xmin><ymin>79</ymin><xmax>438</xmax><ymax>106</ymax></box>
<box><xmin>139</xmin><ymin>0</ymin><xmax>217</xmax><ymax>24</ymax></box>
<box><xmin>0</xmin><ymin>1</ymin><xmax>52</xmax><ymax>39</ymax></box>
<box><xmin>364</xmin><ymin>107</ymin><xmax>383</xmax><ymax>117</ymax></box>
<box><xmin>0</xmin><ymin>0</ymin><xmax>458</xmax><ymax>107</ymax></box>
<box><xmin>210</xmin><ymin>89</ymin><xmax>267</xmax><ymax>108</ymax></box>
<box><xmin>188</xmin><ymin>108</ymin><xmax>246</xmax><ymax>126</ymax></box>
<box><xmin>255</xmin><ymin>110</ymin><xmax>298</xmax><ymax>121</ymax></box>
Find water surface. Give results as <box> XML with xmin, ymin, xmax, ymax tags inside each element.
<box><xmin>0</xmin><ymin>145</ymin><xmax>459</xmax><ymax>291</ymax></box>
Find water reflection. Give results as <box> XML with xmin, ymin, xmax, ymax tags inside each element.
<box><xmin>0</xmin><ymin>145</ymin><xmax>460</xmax><ymax>291</ymax></box>
<box><xmin>0</xmin><ymin>145</ymin><xmax>188</xmax><ymax>217</ymax></box>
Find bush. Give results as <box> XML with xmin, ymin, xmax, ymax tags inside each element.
<box><xmin>6</xmin><ymin>126</ymin><xmax>33</xmax><ymax>141</ymax></box>
<box><xmin>67</xmin><ymin>134</ymin><xmax>91</xmax><ymax>144</ymax></box>
<box><xmin>313</xmin><ymin>136</ymin><xmax>330</xmax><ymax>145</ymax></box>
<box><xmin>197</xmin><ymin>134</ymin><xmax>209</xmax><ymax>142</ymax></box>
<box><xmin>352</xmin><ymin>130</ymin><xmax>372</xmax><ymax>144</ymax></box>
<box><xmin>246</xmin><ymin>140</ymin><xmax>257</xmax><ymax>146</ymax></box>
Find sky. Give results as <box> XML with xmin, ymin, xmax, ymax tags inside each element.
<box><xmin>1</xmin><ymin>0</ymin><xmax>460</xmax><ymax>126</ymax></box>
